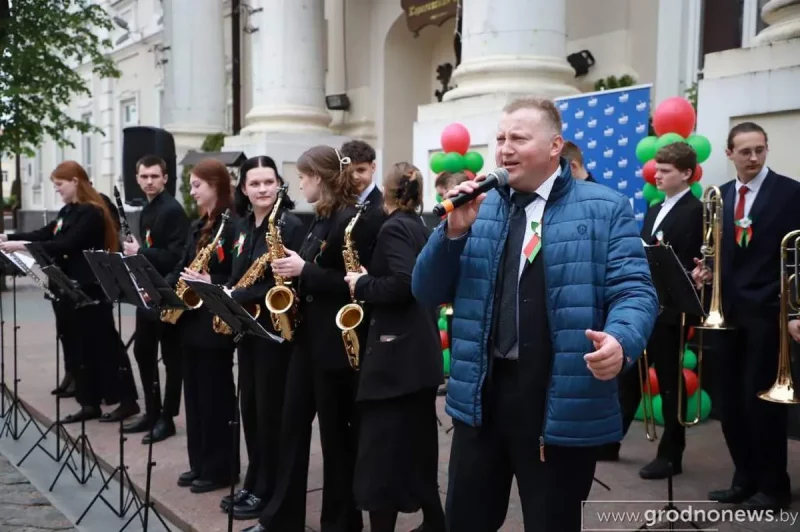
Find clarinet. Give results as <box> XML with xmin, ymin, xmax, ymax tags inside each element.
<box><xmin>113</xmin><ymin>185</ymin><xmax>133</xmax><ymax>243</ymax></box>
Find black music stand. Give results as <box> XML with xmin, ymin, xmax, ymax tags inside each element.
<box><xmin>76</xmin><ymin>251</ymin><xmax>149</xmax><ymax>523</ymax></box>
<box><xmin>639</xmin><ymin>244</ymin><xmax>705</xmax><ymax>531</ymax></box>
<box><xmin>0</xmin><ymin>254</ymin><xmax>13</xmax><ymax>418</ymax></box>
<box><xmin>184</xmin><ymin>280</ymin><xmax>281</xmax><ymax>532</ymax></box>
<box><xmin>0</xmin><ymin>251</ymin><xmax>40</xmax><ymax>441</ymax></box>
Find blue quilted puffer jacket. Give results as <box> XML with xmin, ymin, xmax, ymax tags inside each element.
<box><xmin>412</xmin><ymin>161</ymin><xmax>658</xmax><ymax>447</ymax></box>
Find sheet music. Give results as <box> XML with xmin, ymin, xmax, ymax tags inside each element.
<box><xmin>643</xmin><ymin>243</ymin><xmax>704</xmax><ymax>317</ymax></box>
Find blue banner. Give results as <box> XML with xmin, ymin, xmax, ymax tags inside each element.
<box><xmin>555</xmin><ymin>84</ymin><xmax>652</xmax><ymax>228</ymax></box>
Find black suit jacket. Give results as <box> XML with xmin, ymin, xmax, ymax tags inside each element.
<box><xmin>719</xmin><ymin>169</ymin><xmax>800</xmax><ymax>318</ymax></box>
<box><xmin>640</xmin><ymin>191</ymin><xmax>704</xmax><ymax>324</ymax></box>
<box><xmin>137</xmin><ymin>191</ymin><xmax>190</xmax><ymax>277</ymax></box>
<box><xmin>354</xmin><ymin>211</ymin><xmax>443</xmax><ymax>401</ymax></box>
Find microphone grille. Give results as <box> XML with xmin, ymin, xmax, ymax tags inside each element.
<box><xmin>490</xmin><ymin>168</ymin><xmax>510</xmax><ymax>186</ymax></box>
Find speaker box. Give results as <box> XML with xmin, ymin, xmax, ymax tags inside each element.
<box><xmin>122</xmin><ymin>126</ymin><xmax>177</xmax><ymax>207</ymax></box>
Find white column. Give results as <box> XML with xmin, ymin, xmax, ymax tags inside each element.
<box><xmin>653</xmin><ymin>0</ymin><xmax>701</xmax><ymax>105</ymax></box>
<box><xmin>162</xmin><ymin>0</ymin><xmax>226</xmax><ymax>141</ymax></box>
<box><xmin>443</xmin><ymin>0</ymin><xmax>579</xmax><ymax>102</ymax></box>
<box><xmin>752</xmin><ymin>0</ymin><xmax>800</xmax><ymax>45</ymax></box>
<box><xmin>242</xmin><ymin>0</ymin><xmax>331</xmax><ymax>134</ymax></box>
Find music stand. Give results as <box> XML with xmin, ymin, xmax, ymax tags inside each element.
<box><xmin>75</xmin><ymin>251</ymin><xmax>150</xmax><ymax>523</ymax></box>
<box><xmin>639</xmin><ymin>244</ymin><xmax>705</xmax><ymax>531</ymax></box>
<box><xmin>184</xmin><ymin>280</ymin><xmax>281</xmax><ymax>532</ymax></box>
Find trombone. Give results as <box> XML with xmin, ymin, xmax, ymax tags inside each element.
<box><xmin>758</xmin><ymin>230</ymin><xmax>800</xmax><ymax>404</ymax></box>
<box><xmin>638</xmin><ymin>350</ymin><xmax>658</xmax><ymax>442</ymax></box>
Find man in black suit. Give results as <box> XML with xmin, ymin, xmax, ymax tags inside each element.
<box><xmin>605</xmin><ymin>142</ymin><xmax>703</xmax><ymax>478</ymax></box>
<box><xmin>561</xmin><ymin>141</ymin><xmax>596</xmax><ymax>182</ymax></box>
<box><xmin>693</xmin><ymin>122</ymin><xmax>800</xmax><ymax>510</ymax></box>
<box><xmin>121</xmin><ymin>155</ymin><xmax>190</xmax><ymax>443</ymax></box>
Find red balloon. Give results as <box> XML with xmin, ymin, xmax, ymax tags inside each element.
<box><xmin>683</xmin><ymin>369</ymin><xmax>699</xmax><ymax>397</ymax></box>
<box><xmin>687</xmin><ymin>326</ymin><xmax>695</xmax><ymax>341</ymax></box>
<box><xmin>463</xmin><ymin>170</ymin><xmax>475</xmax><ymax>179</ymax></box>
<box><xmin>440</xmin><ymin>329</ymin><xmax>449</xmax><ymax>349</ymax></box>
<box><xmin>642</xmin><ymin>160</ymin><xmax>657</xmax><ymax>185</ymax></box>
<box><xmin>441</xmin><ymin>123</ymin><xmax>471</xmax><ymax>155</ymax></box>
<box><xmin>646</xmin><ymin>367</ymin><xmax>660</xmax><ymax>396</ymax></box>
<box><xmin>690</xmin><ymin>164</ymin><xmax>703</xmax><ymax>184</ymax></box>
<box><xmin>653</xmin><ymin>97</ymin><xmax>696</xmax><ymax>138</ymax></box>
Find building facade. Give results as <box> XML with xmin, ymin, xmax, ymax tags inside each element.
<box><xmin>16</xmin><ymin>0</ymin><xmax>798</xmax><ymax>227</ymax></box>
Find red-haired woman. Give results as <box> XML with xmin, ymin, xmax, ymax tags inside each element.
<box><xmin>165</xmin><ymin>158</ymin><xmax>240</xmax><ymax>494</ymax></box>
<box><xmin>0</xmin><ymin>160</ymin><xmax>139</xmax><ymax>423</ymax></box>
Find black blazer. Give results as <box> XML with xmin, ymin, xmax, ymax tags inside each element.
<box><xmin>720</xmin><ymin>169</ymin><xmax>800</xmax><ymax>317</ymax></box>
<box><xmin>137</xmin><ymin>191</ymin><xmax>190</xmax><ymax>277</ymax></box>
<box><xmin>640</xmin><ymin>191</ymin><xmax>703</xmax><ymax>324</ymax></box>
<box><xmin>9</xmin><ymin>202</ymin><xmax>110</xmax><ymax>291</ymax></box>
<box><xmin>295</xmin><ymin>202</ymin><xmax>385</xmax><ymax>371</ymax></box>
<box><xmin>167</xmin><ymin>213</ymin><xmax>239</xmax><ymax>350</ymax></box>
<box><xmin>354</xmin><ymin>211</ymin><xmax>443</xmax><ymax>401</ymax></box>
<box><xmin>228</xmin><ymin>208</ymin><xmax>305</xmax><ymax>332</ymax></box>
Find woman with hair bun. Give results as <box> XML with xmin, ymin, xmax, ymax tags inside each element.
<box><xmin>345</xmin><ymin>162</ymin><xmax>445</xmax><ymax>532</ymax></box>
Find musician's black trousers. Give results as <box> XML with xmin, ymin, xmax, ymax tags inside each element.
<box><xmin>714</xmin><ymin>313</ymin><xmax>790</xmax><ymax>498</ymax></box>
<box><xmin>182</xmin><ymin>345</ymin><xmax>239</xmax><ymax>483</ymax></box>
<box><xmin>238</xmin><ymin>335</ymin><xmax>291</xmax><ymax>498</ymax></box>
<box><xmin>257</xmin><ymin>347</ymin><xmax>362</xmax><ymax>532</ymax></box>
<box><xmin>133</xmin><ymin>309</ymin><xmax>182</xmax><ymax>420</ymax></box>
<box><xmin>617</xmin><ymin>321</ymin><xmax>687</xmax><ymax>462</ymax></box>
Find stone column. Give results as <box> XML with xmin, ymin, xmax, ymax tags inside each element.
<box><xmin>444</xmin><ymin>0</ymin><xmax>579</xmax><ymax>102</ymax></box>
<box><xmin>752</xmin><ymin>0</ymin><xmax>800</xmax><ymax>45</ymax></box>
<box><xmin>242</xmin><ymin>0</ymin><xmax>331</xmax><ymax>134</ymax></box>
<box><xmin>162</xmin><ymin>0</ymin><xmax>227</xmax><ymax>146</ymax></box>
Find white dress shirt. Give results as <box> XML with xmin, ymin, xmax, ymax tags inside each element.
<box><xmin>734</xmin><ymin>165</ymin><xmax>769</xmax><ymax>218</ymax></box>
<box><xmin>358</xmin><ymin>182</ymin><xmax>376</xmax><ymax>203</ymax></box>
<box><xmin>651</xmin><ymin>187</ymin><xmax>691</xmax><ymax>237</ymax></box>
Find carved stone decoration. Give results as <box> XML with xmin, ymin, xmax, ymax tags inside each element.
<box><xmin>752</xmin><ymin>0</ymin><xmax>800</xmax><ymax>45</ymax></box>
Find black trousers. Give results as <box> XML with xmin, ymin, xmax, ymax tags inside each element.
<box><xmin>133</xmin><ymin>309</ymin><xmax>182</xmax><ymax>419</ymax></box>
<box><xmin>239</xmin><ymin>336</ymin><xmax>291</xmax><ymax>498</ymax></box>
<box><xmin>446</xmin><ymin>360</ymin><xmax>597</xmax><ymax>532</ymax></box>
<box><xmin>182</xmin><ymin>345</ymin><xmax>239</xmax><ymax>483</ymax></box>
<box><xmin>714</xmin><ymin>314</ymin><xmax>790</xmax><ymax>497</ymax></box>
<box><xmin>617</xmin><ymin>320</ymin><xmax>687</xmax><ymax>461</ymax></box>
<box><xmin>257</xmin><ymin>347</ymin><xmax>362</xmax><ymax>532</ymax></box>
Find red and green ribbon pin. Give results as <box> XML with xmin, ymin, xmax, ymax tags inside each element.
<box><xmin>734</xmin><ymin>216</ymin><xmax>753</xmax><ymax>248</ymax></box>
<box><xmin>216</xmin><ymin>238</ymin><xmax>226</xmax><ymax>262</ymax></box>
<box><xmin>53</xmin><ymin>218</ymin><xmax>63</xmax><ymax>235</ymax></box>
<box><xmin>145</xmin><ymin>229</ymin><xmax>153</xmax><ymax>248</ymax></box>
<box><xmin>523</xmin><ymin>221</ymin><xmax>542</xmax><ymax>263</ymax></box>
<box><xmin>234</xmin><ymin>232</ymin><xmax>246</xmax><ymax>257</ymax></box>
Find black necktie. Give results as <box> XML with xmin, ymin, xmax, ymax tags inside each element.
<box><xmin>494</xmin><ymin>192</ymin><xmax>538</xmax><ymax>356</ymax></box>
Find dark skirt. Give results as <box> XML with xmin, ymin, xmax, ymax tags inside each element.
<box><xmin>353</xmin><ymin>388</ymin><xmax>440</xmax><ymax>513</ymax></box>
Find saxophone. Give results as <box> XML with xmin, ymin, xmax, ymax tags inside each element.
<box><xmin>264</xmin><ymin>185</ymin><xmax>298</xmax><ymax>341</ymax></box>
<box><xmin>212</xmin><ymin>249</ymin><xmax>269</xmax><ymax>335</ymax></box>
<box><xmin>160</xmin><ymin>209</ymin><xmax>231</xmax><ymax>324</ymax></box>
<box><xmin>335</xmin><ymin>202</ymin><xmax>369</xmax><ymax>370</ymax></box>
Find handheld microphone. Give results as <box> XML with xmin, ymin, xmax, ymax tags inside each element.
<box><xmin>432</xmin><ymin>168</ymin><xmax>510</xmax><ymax>217</ymax></box>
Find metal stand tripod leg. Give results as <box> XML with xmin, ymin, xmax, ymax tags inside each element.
<box><xmin>637</xmin><ymin>465</ymin><xmax>703</xmax><ymax>530</ymax></box>
<box><xmin>226</xmin><ymin>367</ymin><xmax>242</xmax><ymax>532</ymax></box>
<box><xmin>1</xmin><ymin>279</ymin><xmax>13</xmax><ymax>418</ymax></box>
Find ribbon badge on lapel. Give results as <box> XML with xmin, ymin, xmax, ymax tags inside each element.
<box><xmin>735</xmin><ymin>216</ymin><xmax>753</xmax><ymax>248</ymax></box>
<box><xmin>655</xmin><ymin>230</ymin><xmax>665</xmax><ymax>246</ymax></box>
<box><xmin>216</xmin><ymin>237</ymin><xmax>226</xmax><ymax>262</ymax></box>
<box><xmin>53</xmin><ymin>218</ymin><xmax>63</xmax><ymax>236</ymax></box>
<box><xmin>523</xmin><ymin>221</ymin><xmax>543</xmax><ymax>263</ymax></box>
<box><xmin>234</xmin><ymin>232</ymin><xmax>246</xmax><ymax>257</ymax></box>
<box><xmin>145</xmin><ymin>229</ymin><xmax>153</xmax><ymax>248</ymax></box>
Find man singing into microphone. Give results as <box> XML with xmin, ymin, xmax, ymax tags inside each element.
<box><xmin>412</xmin><ymin>97</ymin><xmax>659</xmax><ymax>531</ymax></box>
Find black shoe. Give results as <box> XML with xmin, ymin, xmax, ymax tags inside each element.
<box><xmin>63</xmin><ymin>406</ymin><xmax>102</xmax><ymax>424</ymax></box>
<box><xmin>190</xmin><ymin>478</ymin><xmax>229</xmax><ymax>494</ymax></box>
<box><xmin>241</xmin><ymin>524</ymin><xmax>266</xmax><ymax>532</ymax></box>
<box><xmin>51</xmin><ymin>373</ymin><xmax>73</xmax><ymax>395</ymax></box>
<box><xmin>178</xmin><ymin>470</ymin><xmax>199</xmax><ymax>487</ymax></box>
<box><xmin>742</xmin><ymin>491</ymin><xmax>791</xmax><ymax>511</ymax></box>
<box><xmin>233</xmin><ymin>493</ymin><xmax>265</xmax><ymax>520</ymax></box>
<box><xmin>708</xmin><ymin>485</ymin><xmax>757</xmax><ymax>504</ymax></box>
<box><xmin>639</xmin><ymin>457</ymin><xmax>681</xmax><ymax>480</ymax></box>
<box><xmin>55</xmin><ymin>380</ymin><xmax>76</xmax><ymax>399</ymax></box>
<box><xmin>142</xmin><ymin>418</ymin><xmax>176</xmax><ymax>444</ymax></box>
<box><xmin>122</xmin><ymin>415</ymin><xmax>154</xmax><ymax>434</ymax></box>
<box><xmin>221</xmin><ymin>489</ymin><xmax>250</xmax><ymax>512</ymax></box>
<box><xmin>98</xmin><ymin>401</ymin><xmax>140</xmax><ymax>423</ymax></box>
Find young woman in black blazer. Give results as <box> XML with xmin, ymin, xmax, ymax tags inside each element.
<box><xmin>166</xmin><ymin>158</ymin><xmax>239</xmax><ymax>494</ymax></box>
<box><xmin>0</xmin><ymin>160</ymin><xmax>139</xmax><ymax>423</ymax></box>
<box><xmin>217</xmin><ymin>156</ymin><xmax>305</xmax><ymax>519</ymax></box>
<box><xmin>345</xmin><ymin>162</ymin><xmax>445</xmax><ymax>532</ymax></box>
<box><xmin>243</xmin><ymin>146</ymin><xmax>384</xmax><ymax>532</ymax></box>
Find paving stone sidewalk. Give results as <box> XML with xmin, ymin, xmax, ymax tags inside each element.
<box><xmin>0</xmin><ymin>453</ymin><xmax>78</xmax><ymax>532</ymax></box>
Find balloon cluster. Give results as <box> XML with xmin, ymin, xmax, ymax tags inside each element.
<box><xmin>634</xmin><ymin>327</ymin><xmax>712</xmax><ymax>425</ymax></box>
<box><xmin>429</xmin><ymin>123</ymin><xmax>485</xmax><ymax>180</ymax></box>
<box><xmin>635</xmin><ymin>97</ymin><xmax>712</xmax><ymax>206</ymax></box>
<box><xmin>438</xmin><ymin>306</ymin><xmax>451</xmax><ymax>376</ymax></box>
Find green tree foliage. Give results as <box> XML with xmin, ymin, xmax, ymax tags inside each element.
<box><xmin>0</xmin><ymin>0</ymin><xmax>121</xmax><ymax>156</ymax></box>
<box><xmin>180</xmin><ymin>133</ymin><xmax>226</xmax><ymax>220</ymax></box>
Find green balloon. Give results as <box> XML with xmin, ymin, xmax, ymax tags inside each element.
<box><xmin>682</xmin><ymin>348</ymin><xmax>697</xmax><ymax>370</ymax></box>
<box><xmin>430</xmin><ymin>152</ymin><xmax>446</xmax><ymax>173</ymax></box>
<box><xmin>435</xmin><ymin>193</ymin><xmax>443</xmax><ymax>203</ymax></box>
<box><xmin>442</xmin><ymin>152</ymin><xmax>466</xmax><ymax>173</ymax></box>
<box><xmin>649</xmin><ymin>198</ymin><xmax>663</xmax><ymax>207</ymax></box>
<box><xmin>655</xmin><ymin>132</ymin><xmax>686</xmax><ymax>151</ymax></box>
<box><xmin>687</xmin><ymin>134</ymin><xmax>712</xmax><ymax>163</ymax></box>
<box><xmin>635</xmin><ymin>136</ymin><xmax>659</xmax><ymax>164</ymax></box>
<box><xmin>652</xmin><ymin>394</ymin><xmax>664</xmax><ymax>426</ymax></box>
<box><xmin>690</xmin><ymin>181</ymin><xmax>703</xmax><ymax>199</ymax></box>
<box><xmin>442</xmin><ymin>348</ymin><xmax>451</xmax><ymax>375</ymax></box>
<box><xmin>634</xmin><ymin>399</ymin><xmax>645</xmax><ymax>421</ymax></box>
<box><xmin>685</xmin><ymin>390</ymin><xmax>712</xmax><ymax>422</ymax></box>
<box><xmin>463</xmin><ymin>151</ymin><xmax>484</xmax><ymax>173</ymax></box>
<box><xmin>642</xmin><ymin>182</ymin><xmax>660</xmax><ymax>203</ymax></box>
